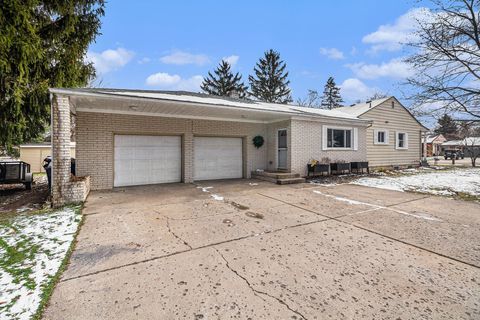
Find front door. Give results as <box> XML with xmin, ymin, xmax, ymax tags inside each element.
<box><xmin>278</xmin><ymin>129</ymin><xmax>287</xmax><ymax>169</ymax></box>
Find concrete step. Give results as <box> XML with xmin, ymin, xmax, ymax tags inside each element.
<box><xmin>277</xmin><ymin>177</ymin><xmax>306</xmax><ymax>185</ymax></box>
<box><xmin>251</xmin><ymin>174</ymin><xmax>278</xmax><ymax>184</ymax></box>
<box><xmin>252</xmin><ymin>171</ymin><xmax>300</xmax><ymax>179</ymax></box>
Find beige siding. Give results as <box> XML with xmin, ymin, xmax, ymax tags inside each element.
<box><xmin>360</xmin><ymin>98</ymin><xmax>424</xmax><ymax>167</ymax></box>
<box><xmin>290</xmin><ymin>119</ymin><xmax>367</xmax><ymax>176</ymax></box>
<box><xmin>76</xmin><ymin>112</ymin><xmax>267</xmax><ymax>190</ymax></box>
<box><xmin>20</xmin><ymin>146</ymin><xmax>75</xmax><ymax>173</ymax></box>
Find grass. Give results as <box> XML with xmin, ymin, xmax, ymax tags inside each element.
<box><xmin>0</xmin><ymin>204</ymin><xmax>84</xmax><ymax>320</ymax></box>
<box><xmin>31</xmin><ymin>204</ymin><xmax>84</xmax><ymax>320</ymax></box>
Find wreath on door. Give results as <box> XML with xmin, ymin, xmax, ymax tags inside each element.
<box><xmin>252</xmin><ymin>135</ymin><xmax>264</xmax><ymax>149</ymax></box>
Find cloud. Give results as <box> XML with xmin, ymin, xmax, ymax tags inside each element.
<box><xmin>340</xmin><ymin>78</ymin><xmax>377</xmax><ymax>101</ymax></box>
<box><xmin>160</xmin><ymin>50</ymin><xmax>210</xmax><ymax>66</ymax></box>
<box><xmin>145</xmin><ymin>72</ymin><xmax>203</xmax><ymax>91</ymax></box>
<box><xmin>347</xmin><ymin>58</ymin><xmax>413</xmax><ymax>80</ymax></box>
<box><xmin>362</xmin><ymin>8</ymin><xmax>430</xmax><ymax>53</ymax></box>
<box><xmin>222</xmin><ymin>55</ymin><xmax>239</xmax><ymax>67</ymax></box>
<box><xmin>138</xmin><ymin>57</ymin><xmax>151</xmax><ymax>64</ymax></box>
<box><xmin>319</xmin><ymin>48</ymin><xmax>345</xmax><ymax>60</ymax></box>
<box><xmin>86</xmin><ymin>48</ymin><xmax>134</xmax><ymax>74</ymax></box>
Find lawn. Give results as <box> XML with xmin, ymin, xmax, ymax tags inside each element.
<box><xmin>0</xmin><ymin>206</ymin><xmax>82</xmax><ymax>320</ymax></box>
<box><xmin>351</xmin><ymin>167</ymin><xmax>480</xmax><ymax>200</ymax></box>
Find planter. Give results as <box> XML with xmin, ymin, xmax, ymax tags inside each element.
<box><xmin>350</xmin><ymin>161</ymin><xmax>369</xmax><ymax>174</ymax></box>
<box><xmin>307</xmin><ymin>164</ymin><xmax>330</xmax><ymax>176</ymax></box>
<box><xmin>330</xmin><ymin>162</ymin><xmax>351</xmax><ymax>174</ymax></box>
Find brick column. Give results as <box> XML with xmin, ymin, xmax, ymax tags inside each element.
<box><xmin>51</xmin><ymin>94</ymin><xmax>72</xmax><ymax>207</ymax></box>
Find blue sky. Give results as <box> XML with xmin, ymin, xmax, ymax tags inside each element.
<box><xmin>88</xmin><ymin>0</ymin><xmax>427</xmax><ymax>106</ymax></box>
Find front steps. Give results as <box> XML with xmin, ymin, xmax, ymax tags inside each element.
<box><xmin>251</xmin><ymin>171</ymin><xmax>305</xmax><ymax>185</ymax></box>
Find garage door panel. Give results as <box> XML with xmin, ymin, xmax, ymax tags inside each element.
<box><xmin>114</xmin><ymin>135</ymin><xmax>181</xmax><ymax>187</ymax></box>
<box><xmin>194</xmin><ymin>137</ymin><xmax>243</xmax><ymax>181</ymax></box>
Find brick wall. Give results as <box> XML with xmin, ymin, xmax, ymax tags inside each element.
<box><xmin>76</xmin><ymin>112</ymin><xmax>268</xmax><ymax>190</ymax></box>
<box><xmin>64</xmin><ymin>176</ymin><xmax>91</xmax><ymax>203</ymax></box>
<box><xmin>290</xmin><ymin>119</ymin><xmax>368</xmax><ymax>176</ymax></box>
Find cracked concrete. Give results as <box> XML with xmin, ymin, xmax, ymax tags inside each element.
<box><xmin>44</xmin><ymin>179</ymin><xmax>480</xmax><ymax>319</ymax></box>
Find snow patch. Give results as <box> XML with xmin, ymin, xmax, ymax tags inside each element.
<box><xmin>211</xmin><ymin>194</ymin><xmax>224</xmax><ymax>201</ymax></box>
<box><xmin>352</xmin><ymin>168</ymin><xmax>480</xmax><ymax>197</ymax></box>
<box><xmin>0</xmin><ymin>207</ymin><xmax>81</xmax><ymax>320</ymax></box>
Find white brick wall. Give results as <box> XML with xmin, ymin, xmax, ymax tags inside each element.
<box><xmin>290</xmin><ymin>119</ymin><xmax>368</xmax><ymax>176</ymax></box>
<box><xmin>76</xmin><ymin>112</ymin><xmax>268</xmax><ymax>190</ymax></box>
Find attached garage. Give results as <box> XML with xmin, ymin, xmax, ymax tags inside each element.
<box><xmin>194</xmin><ymin>137</ymin><xmax>243</xmax><ymax>181</ymax></box>
<box><xmin>114</xmin><ymin>135</ymin><xmax>181</xmax><ymax>187</ymax></box>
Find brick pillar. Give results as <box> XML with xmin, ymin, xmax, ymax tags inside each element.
<box><xmin>51</xmin><ymin>94</ymin><xmax>71</xmax><ymax>207</ymax></box>
<box><xmin>182</xmin><ymin>120</ymin><xmax>193</xmax><ymax>183</ymax></box>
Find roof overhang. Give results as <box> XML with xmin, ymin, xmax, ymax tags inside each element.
<box><xmin>49</xmin><ymin>88</ymin><xmax>370</xmax><ymax>125</ymax></box>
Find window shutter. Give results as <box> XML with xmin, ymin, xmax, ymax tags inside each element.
<box><xmin>405</xmin><ymin>132</ymin><xmax>409</xmax><ymax>149</ymax></box>
<box><xmin>322</xmin><ymin>125</ymin><xmax>328</xmax><ymax>150</ymax></box>
<box><xmin>395</xmin><ymin>131</ymin><xmax>399</xmax><ymax>149</ymax></box>
<box><xmin>353</xmin><ymin>128</ymin><xmax>358</xmax><ymax>150</ymax></box>
<box><xmin>385</xmin><ymin>130</ymin><xmax>390</xmax><ymax>144</ymax></box>
<box><xmin>373</xmin><ymin>129</ymin><xmax>379</xmax><ymax>144</ymax></box>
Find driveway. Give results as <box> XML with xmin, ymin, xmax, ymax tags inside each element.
<box><xmin>44</xmin><ymin>180</ymin><xmax>480</xmax><ymax>319</ymax></box>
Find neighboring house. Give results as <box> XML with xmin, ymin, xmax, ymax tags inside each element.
<box><xmin>422</xmin><ymin>133</ymin><xmax>447</xmax><ymax>157</ymax></box>
<box><xmin>336</xmin><ymin>97</ymin><xmax>429</xmax><ymax>168</ymax></box>
<box><xmin>19</xmin><ymin>142</ymin><xmax>76</xmax><ymax>173</ymax></box>
<box><xmin>441</xmin><ymin>139</ymin><xmax>463</xmax><ymax>152</ymax></box>
<box><xmin>48</xmin><ymin>88</ymin><xmax>373</xmax><ymax>205</ymax></box>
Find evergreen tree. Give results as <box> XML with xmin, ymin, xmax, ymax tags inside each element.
<box><xmin>201</xmin><ymin>60</ymin><xmax>248</xmax><ymax>98</ymax></box>
<box><xmin>320</xmin><ymin>77</ymin><xmax>344</xmax><ymax>109</ymax></box>
<box><xmin>434</xmin><ymin>114</ymin><xmax>459</xmax><ymax>139</ymax></box>
<box><xmin>249</xmin><ymin>49</ymin><xmax>292</xmax><ymax>104</ymax></box>
<box><xmin>0</xmin><ymin>0</ymin><xmax>105</xmax><ymax>154</ymax></box>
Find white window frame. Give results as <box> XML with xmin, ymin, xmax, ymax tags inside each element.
<box><xmin>322</xmin><ymin>125</ymin><xmax>358</xmax><ymax>151</ymax></box>
<box><xmin>374</xmin><ymin>129</ymin><xmax>389</xmax><ymax>145</ymax></box>
<box><xmin>395</xmin><ymin>131</ymin><xmax>409</xmax><ymax>150</ymax></box>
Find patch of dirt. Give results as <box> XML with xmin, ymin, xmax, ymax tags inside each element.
<box><xmin>0</xmin><ymin>175</ymin><xmax>49</xmax><ymax>214</ymax></box>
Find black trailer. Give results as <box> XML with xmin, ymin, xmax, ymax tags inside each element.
<box><xmin>0</xmin><ymin>161</ymin><xmax>33</xmax><ymax>190</ymax></box>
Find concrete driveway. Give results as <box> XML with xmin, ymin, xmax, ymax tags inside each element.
<box><xmin>44</xmin><ymin>180</ymin><xmax>480</xmax><ymax>319</ymax></box>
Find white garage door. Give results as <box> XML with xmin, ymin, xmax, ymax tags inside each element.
<box><xmin>194</xmin><ymin>137</ymin><xmax>243</xmax><ymax>181</ymax></box>
<box><xmin>114</xmin><ymin>135</ymin><xmax>181</xmax><ymax>187</ymax></box>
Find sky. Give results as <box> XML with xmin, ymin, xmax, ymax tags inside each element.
<box><xmin>87</xmin><ymin>1</ymin><xmax>429</xmax><ymax>110</ymax></box>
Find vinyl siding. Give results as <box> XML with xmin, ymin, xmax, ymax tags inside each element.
<box><xmin>20</xmin><ymin>146</ymin><xmax>75</xmax><ymax>173</ymax></box>
<box><xmin>359</xmin><ymin>98</ymin><xmax>424</xmax><ymax>167</ymax></box>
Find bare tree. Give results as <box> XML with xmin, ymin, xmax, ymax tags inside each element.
<box><xmin>405</xmin><ymin>0</ymin><xmax>480</xmax><ymax>119</ymax></box>
<box><xmin>458</xmin><ymin>120</ymin><xmax>480</xmax><ymax>166</ymax></box>
<box><xmin>296</xmin><ymin>89</ymin><xmax>321</xmax><ymax>108</ymax></box>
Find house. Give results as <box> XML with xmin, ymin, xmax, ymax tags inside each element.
<box><xmin>441</xmin><ymin>139</ymin><xmax>463</xmax><ymax>152</ymax></box>
<box><xmin>422</xmin><ymin>133</ymin><xmax>447</xmax><ymax>157</ymax></box>
<box><xmin>48</xmin><ymin>88</ymin><xmax>372</xmax><ymax>206</ymax></box>
<box><xmin>442</xmin><ymin>137</ymin><xmax>480</xmax><ymax>157</ymax></box>
<box><xmin>19</xmin><ymin>142</ymin><xmax>76</xmax><ymax>173</ymax></box>
<box><xmin>336</xmin><ymin>97</ymin><xmax>429</xmax><ymax>168</ymax></box>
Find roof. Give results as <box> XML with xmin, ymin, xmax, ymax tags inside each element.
<box><xmin>49</xmin><ymin>88</ymin><xmax>370</xmax><ymax>124</ymax></box>
<box><xmin>335</xmin><ymin>97</ymin><xmax>391</xmax><ymax>117</ymax></box>
<box><xmin>441</xmin><ymin>137</ymin><xmax>480</xmax><ymax>146</ymax></box>
<box><xmin>336</xmin><ymin>96</ymin><xmax>429</xmax><ymax>131</ymax></box>
<box><xmin>425</xmin><ymin>134</ymin><xmax>444</xmax><ymax>143</ymax></box>
<box><xmin>20</xmin><ymin>142</ymin><xmax>76</xmax><ymax>148</ymax></box>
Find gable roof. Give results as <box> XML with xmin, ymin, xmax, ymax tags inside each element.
<box><xmin>336</xmin><ymin>96</ymin><xmax>429</xmax><ymax>131</ymax></box>
<box><xmin>425</xmin><ymin>134</ymin><xmax>445</xmax><ymax>143</ymax></box>
<box><xmin>50</xmin><ymin>88</ymin><xmax>370</xmax><ymax>124</ymax></box>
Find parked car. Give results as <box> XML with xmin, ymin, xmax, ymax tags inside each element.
<box><xmin>0</xmin><ymin>161</ymin><xmax>33</xmax><ymax>190</ymax></box>
<box><xmin>444</xmin><ymin>150</ymin><xmax>464</xmax><ymax>160</ymax></box>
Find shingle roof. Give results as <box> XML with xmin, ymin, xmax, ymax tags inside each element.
<box><xmin>335</xmin><ymin>97</ymin><xmax>391</xmax><ymax>117</ymax></box>
<box><xmin>50</xmin><ymin>88</ymin><xmax>369</xmax><ymax>122</ymax></box>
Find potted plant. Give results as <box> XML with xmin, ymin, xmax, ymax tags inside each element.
<box><xmin>307</xmin><ymin>159</ymin><xmax>330</xmax><ymax>176</ymax></box>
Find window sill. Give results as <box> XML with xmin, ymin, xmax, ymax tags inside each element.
<box><xmin>395</xmin><ymin>147</ymin><xmax>409</xmax><ymax>150</ymax></box>
<box><xmin>374</xmin><ymin>142</ymin><xmax>389</xmax><ymax>145</ymax></box>
<box><xmin>325</xmin><ymin>147</ymin><xmax>354</xmax><ymax>151</ymax></box>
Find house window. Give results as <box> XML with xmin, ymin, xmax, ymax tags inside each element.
<box><xmin>327</xmin><ymin>128</ymin><xmax>352</xmax><ymax>148</ymax></box>
<box><xmin>374</xmin><ymin>129</ymin><xmax>389</xmax><ymax>145</ymax></box>
<box><xmin>396</xmin><ymin>132</ymin><xmax>408</xmax><ymax>149</ymax></box>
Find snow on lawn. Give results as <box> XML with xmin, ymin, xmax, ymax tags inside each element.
<box><xmin>352</xmin><ymin>167</ymin><xmax>480</xmax><ymax>198</ymax></box>
<box><xmin>0</xmin><ymin>207</ymin><xmax>81</xmax><ymax>320</ymax></box>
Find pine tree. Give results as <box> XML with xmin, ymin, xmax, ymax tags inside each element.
<box><xmin>249</xmin><ymin>49</ymin><xmax>292</xmax><ymax>104</ymax></box>
<box><xmin>0</xmin><ymin>0</ymin><xmax>105</xmax><ymax>154</ymax></box>
<box><xmin>201</xmin><ymin>60</ymin><xmax>248</xmax><ymax>98</ymax></box>
<box><xmin>434</xmin><ymin>114</ymin><xmax>459</xmax><ymax>139</ymax></box>
<box><xmin>320</xmin><ymin>77</ymin><xmax>344</xmax><ymax>109</ymax></box>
